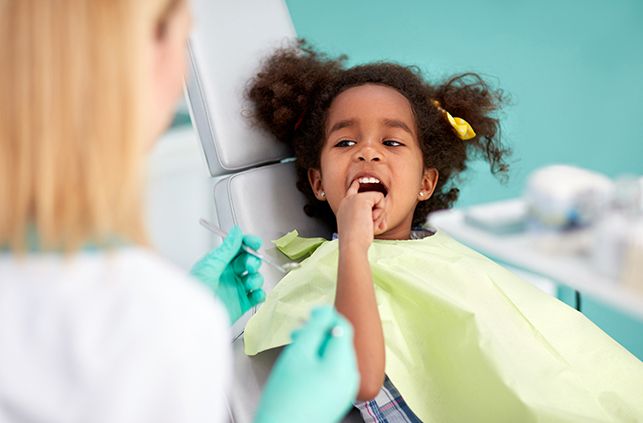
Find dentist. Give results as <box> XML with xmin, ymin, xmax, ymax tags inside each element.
<box><xmin>0</xmin><ymin>1</ymin><xmax>357</xmax><ymax>422</ymax></box>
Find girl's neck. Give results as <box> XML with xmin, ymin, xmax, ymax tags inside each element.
<box><xmin>374</xmin><ymin>226</ymin><xmax>413</xmax><ymax>241</ymax></box>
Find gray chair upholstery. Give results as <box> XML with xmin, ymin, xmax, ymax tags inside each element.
<box><xmin>186</xmin><ymin>0</ymin><xmax>301</xmax><ymax>338</ymax></box>
<box><xmin>186</xmin><ymin>0</ymin><xmax>293</xmax><ymax>176</ymax></box>
<box><xmin>185</xmin><ymin>1</ymin><xmax>358</xmax><ymax>422</ymax></box>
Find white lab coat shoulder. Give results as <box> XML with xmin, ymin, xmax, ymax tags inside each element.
<box><xmin>0</xmin><ymin>247</ymin><xmax>231</xmax><ymax>423</ymax></box>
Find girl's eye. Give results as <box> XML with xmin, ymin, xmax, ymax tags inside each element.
<box><xmin>383</xmin><ymin>139</ymin><xmax>403</xmax><ymax>147</ymax></box>
<box><xmin>335</xmin><ymin>139</ymin><xmax>356</xmax><ymax>147</ymax></box>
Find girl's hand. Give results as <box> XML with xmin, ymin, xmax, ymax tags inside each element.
<box><xmin>336</xmin><ymin>180</ymin><xmax>386</xmax><ymax>252</ymax></box>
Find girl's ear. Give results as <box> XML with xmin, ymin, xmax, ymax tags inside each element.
<box><xmin>418</xmin><ymin>168</ymin><xmax>439</xmax><ymax>201</ymax></box>
<box><xmin>308</xmin><ymin>168</ymin><xmax>326</xmax><ymax>201</ymax></box>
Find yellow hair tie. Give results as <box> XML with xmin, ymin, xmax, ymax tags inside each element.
<box><xmin>432</xmin><ymin>100</ymin><xmax>476</xmax><ymax>140</ymax></box>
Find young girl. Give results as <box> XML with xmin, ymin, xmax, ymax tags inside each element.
<box><xmin>243</xmin><ymin>42</ymin><xmax>643</xmax><ymax>422</ymax></box>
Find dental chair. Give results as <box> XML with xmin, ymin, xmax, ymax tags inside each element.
<box><xmin>185</xmin><ymin>1</ymin><xmax>359</xmax><ymax>421</ymax></box>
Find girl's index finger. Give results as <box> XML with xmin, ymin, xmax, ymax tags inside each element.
<box><xmin>346</xmin><ymin>179</ymin><xmax>360</xmax><ymax>197</ymax></box>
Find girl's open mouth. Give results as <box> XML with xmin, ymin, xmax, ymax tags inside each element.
<box><xmin>356</xmin><ymin>176</ymin><xmax>388</xmax><ymax>196</ymax></box>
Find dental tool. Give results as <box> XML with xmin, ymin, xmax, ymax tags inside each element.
<box><xmin>295</xmin><ymin>317</ymin><xmax>344</xmax><ymax>358</ymax></box>
<box><xmin>330</xmin><ymin>326</ymin><xmax>344</xmax><ymax>337</ymax></box>
<box><xmin>199</xmin><ymin>218</ymin><xmax>300</xmax><ymax>274</ymax></box>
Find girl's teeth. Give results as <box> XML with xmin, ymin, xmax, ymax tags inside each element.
<box><xmin>358</xmin><ymin>177</ymin><xmax>380</xmax><ymax>184</ymax></box>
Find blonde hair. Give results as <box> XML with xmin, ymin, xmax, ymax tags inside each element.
<box><xmin>0</xmin><ymin>0</ymin><xmax>181</xmax><ymax>252</ymax></box>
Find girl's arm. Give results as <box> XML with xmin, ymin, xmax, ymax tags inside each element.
<box><xmin>336</xmin><ymin>242</ymin><xmax>385</xmax><ymax>401</ymax></box>
<box><xmin>334</xmin><ymin>182</ymin><xmax>386</xmax><ymax>401</ymax></box>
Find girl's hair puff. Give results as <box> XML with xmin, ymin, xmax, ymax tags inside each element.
<box><xmin>248</xmin><ymin>40</ymin><xmax>510</xmax><ymax>230</ymax></box>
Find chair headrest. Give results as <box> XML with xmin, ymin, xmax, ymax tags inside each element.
<box><xmin>185</xmin><ymin>0</ymin><xmax>296</xmax><ymax>176</ymax></box>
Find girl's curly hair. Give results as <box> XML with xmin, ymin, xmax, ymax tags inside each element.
<box><xmin>247</xmin><ymin>40</ymin><xmax>510</xmax><ymax>230</ymax></box>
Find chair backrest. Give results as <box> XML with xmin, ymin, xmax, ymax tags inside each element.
<box><xmin>185</xmin><ymin>0</ymin><xmax>333</xmax><ymax>338</ymax></box>
<box><xmin>186</xmin><ymin>0</ymin><xmax>294</xmax><ymax>176</ymax></box>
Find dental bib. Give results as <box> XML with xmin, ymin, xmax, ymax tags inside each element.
<box><xmin>244</xmin><ymin>230</ymin><xmax>643</xmax><ymax>422</ymax></box>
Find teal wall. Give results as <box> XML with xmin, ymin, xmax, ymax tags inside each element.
<box><xmin>285</xmin><ymin>0</ymin><xmax>643</xmax><ymax>208</ymax></box>
<box><xmin>557</xmin><ymin>284</ymin><xmax>643</xmax><ymax>359</ymax></box>
<box><xmin>582</xmin><ymin>295</ymin><xmax>643</xmax><ymax>360</ymax></box>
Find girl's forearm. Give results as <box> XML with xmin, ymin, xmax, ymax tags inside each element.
<box><xmin>335</xmin><ymin>243</ymin><xmax>385</xmax><ymax>401</ymax></box>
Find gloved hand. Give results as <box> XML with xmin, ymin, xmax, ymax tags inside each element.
<box><xmin>254</xmin><ymin>306</ymin><xmax>359</xmax><ymax>423</ymax></box>
<box><xmin>191</xmin><ymin>226</ymin><xmax>266</xmax><ymax>324</ymax></box>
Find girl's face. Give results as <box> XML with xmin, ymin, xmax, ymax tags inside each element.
<box><xmin>309</xmin><ymin>84</ymin><xmax>438</xmax><ymax>239</ymax></box>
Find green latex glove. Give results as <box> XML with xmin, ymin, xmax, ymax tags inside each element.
<box><xmin>254</xmin><ymin>306</ymin><xmax>359</xmax><ymax>423</ymax></box>
<box><xmin>191</xmin><ymin>226</ymin><xmax>266</xmax><ymax>324</ymax></box>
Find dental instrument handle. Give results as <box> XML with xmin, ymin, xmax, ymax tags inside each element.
<box><xmin>199</xmin><ymin>218</ymin><xmax>288</xmax><ymax>274</ymax></box>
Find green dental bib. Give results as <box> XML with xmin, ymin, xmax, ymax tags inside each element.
<box><xmin>244</xmin><ymin>230</ymin><xmax>643</xmax><ymax>422</ymax></box>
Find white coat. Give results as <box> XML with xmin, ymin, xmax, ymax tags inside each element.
<box><xmin>0</xmin><ymin>247</ymin><xmax>231</xmax><ymax>423</ymax></box>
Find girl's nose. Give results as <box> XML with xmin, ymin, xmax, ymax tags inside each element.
<box><xmin>356</xmin><ymin>144</ymin><xmax>381</xmax><ymax>162</ymax></box>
